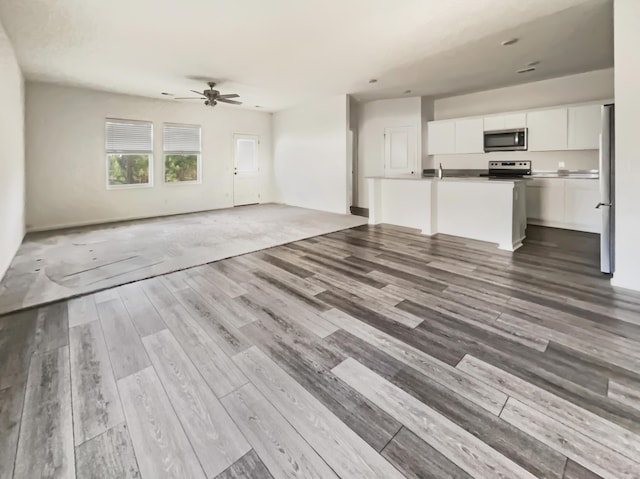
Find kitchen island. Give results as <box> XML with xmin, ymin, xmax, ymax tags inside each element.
<box><xmin>367</xmin><ymin>176</ymin><xmax>527</xmax><ymax>251</ymax></box>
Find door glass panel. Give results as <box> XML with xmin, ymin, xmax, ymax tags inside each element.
<box><xmin>236</xmin><ymin>139</ymin><xmax>257</xmax><ymax>172</ymax></box>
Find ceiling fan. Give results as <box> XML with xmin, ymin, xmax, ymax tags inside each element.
<box><xmin>175</xmin><ymin>81</ymin><xmax>242</xmax><ymax>107</ymax></box>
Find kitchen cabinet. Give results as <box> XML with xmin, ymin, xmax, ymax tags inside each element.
<box><xmin>427</xmin><ymin>120</ymin><xmax>455</xmax><ymax>154</ymax></box>
<box><xmin>527</xmin><ymin>108</ymin><xmax>568</xmax><ymax>151</ymax></box>
<box><xmin>504</xmin><ymin>113</ymin><xmax>527</xmax><ymax>129</ymax></box>
<box><xmin>428</xmin><ymin>101</ymin><xmax>605</xmax><ymax>155</ymax></box>
<box><xmin>526</xmin><ymin>179</ymin><xmax>565</xmax><ymax>224</ymax></box>
<box><xmin>526</xmin><ymin>178</ymin><xmax>600</xmax><ymax>233</ymax></box>
<box><xmin>568</xmin><ymin>104</ymin><xmax>602</xmax><ymax>150</ymax></box>
<box><xmin>483</xmin><ymin>113</ymin><xmax>527</xmax><ymax>131</ymax></box>
<box><xmin>454</xmin><ymin>118</ymin><xmax>484</xmax><ymax>153</ymax></box>
<box><xmin>563</xmin><ymin>179</ymin><xmax>600</xmax><ymax>231</ymax></box>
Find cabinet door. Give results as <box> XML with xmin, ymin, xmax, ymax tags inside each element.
<box><xmin>564</xmin><ymin>179</ymin><xmax>601</xmax><ymax>232</ymax></box>
<box><xmin>455</xmin><ymin>118</ymin><xmax>484</xmax><ymax>154</ymax></box>
<box><xmin>568</xmin><ymin>104</ymin><xmax>602</xmax><ymax>150</ymax></box>
<box><xmin>484</xmin><ymin>116</ymin><xmax>504</xmax><ymax>131</ymax></box>
<box><xmin>503</xmin><ymin>113</ymin><xmax>527</xmax><ymax>129</ymax></box>
<box><xmin>527</xmin><ymin>108</ymin><xmax>568</xmax><ymax>151</ymax></box>
<box><xmin>525</xmin><ymin>183</ymin><xmax>542</xmax><ymax>219</ymax></box>
<box><xmin>427</xmin><ymin>120</ymin><xmax>455</xmax><ymax>154</ymax></box>
<box><xmin>526</xmin><ymin>179</ymin><xmax>565</xmax><ymax>222</ymax></box>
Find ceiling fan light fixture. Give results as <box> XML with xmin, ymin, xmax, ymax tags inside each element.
<box><xmin>173</xmin><ymin>81</ymin><xmax>242</xmax><ymax>107</ymax></box>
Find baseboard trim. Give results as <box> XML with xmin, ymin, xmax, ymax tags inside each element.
<box><xmin>527</xmin><ymin>219</ymin><xmax>600</xmax><ymax>234</ymax></box>
<box><xmin>350</xmin><ymin>206</ymin><xmax>369</xmax><ymax>218</ymax></box>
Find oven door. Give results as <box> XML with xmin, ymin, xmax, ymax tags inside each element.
<box><xmin>484</xmin><ymin>129</ymin><xmax>527</xmax><ymax>152</ymax></box>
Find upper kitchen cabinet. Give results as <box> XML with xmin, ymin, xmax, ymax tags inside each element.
<box><xmin>454</xmin><ymin>118</ymin><xmax>484</xmax><ymax>154</ymax></box>
<box><xmin>427</xmin><ymin>118</ymin><xmax>483</xmax><ymax>154</ymax></box>
<box><xmin>483</xmin><ymin>113</ymin><xmax>527</xmax><ymax>131</ymax></box>
<box><xmin>427</xmin><ymin>120</ymin><xmax>455</xmax><ymax>154</ymax></box>
<box><xmin>527</xmin><ymin>108</ymin><xmax>568</xmax><ymax>151</ymax></box>
<box><xmin>568</xmin><ymin>104</ymin><xmax>602</xmax><ymax>150</ymax></box>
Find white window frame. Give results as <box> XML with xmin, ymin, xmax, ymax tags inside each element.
<box><xmin>105</xmin><ymin>118</ymin><xmax>154</xmax><ymax>190</ymax></box>
<box><xmin>162</xmin><ymin>123</ymin><xmax>202</xmax><ymax>185</ymax></box>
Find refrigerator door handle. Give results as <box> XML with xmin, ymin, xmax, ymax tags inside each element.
<box><xmin>596</xmin><ymin>202</ymin><xmax>612</xmax><ymax>209</ymax></box>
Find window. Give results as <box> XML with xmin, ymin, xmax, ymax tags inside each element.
<box><xmin>163</xmin><ymin>123</ymin><xmax>201</xmax><ymax>183</ymax></box>
<box><xmin>105</xmin><ymin>119</ymin><xmax>153</xmax><ymax>188</ymax></box>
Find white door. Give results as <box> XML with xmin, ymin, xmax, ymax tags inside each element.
<box><xmin>348</xmin><ymin>130</ymin><xmax>354</xmax><ymax>208</ymax></box>
<box><xmin>233</xmin><ymin>134</ymin><xmax>260</xmax><ymax>206</ymax></box>
<box><xmin>384</xmin><ymin>126</ymin><xmax>417</xmax><ymax>176</ymax></box>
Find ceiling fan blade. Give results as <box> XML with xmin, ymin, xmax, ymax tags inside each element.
<box><xmin>174</xmin><ymin>97</ymin><xmax>204</xmax><ymax>100</ymax></box>
<box><xmin>217</xmin><ymin>98</ymin><xmax>242</xmax><ymax>105</ymax></box>
<box><xmin>216</xmin><ymin>94</ymin><xmax>240</xmax><ymax>99</ymax></box>
<box><xmin>190</xmin><ymin>90</ymin><xmax>205</xmax><ymax>96</ymax></box>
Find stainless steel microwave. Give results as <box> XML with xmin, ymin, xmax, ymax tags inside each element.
<box><xmin>484</xmin><ymin>128</ymin><xmax>528</xmax><ymax>152</ymax></box>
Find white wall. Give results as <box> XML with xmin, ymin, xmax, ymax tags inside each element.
<box><xmin>426</xmin><ymin>69</ymin><xmax>614</xmax><ymax>172</ymax></box>
<box><xmin>273</xmin><ymin>95</ymin><xmax>349</xmax><ymax>215</ymax></box>
<box><xmin>434</xmin><ymin>68</ymin><xmax>614</xmax><ymax>120</ymax></box>
<box><xmin>356</xmin><ymin>97</ymin><xmax>422</xmax><ymax>208</ymax></box>
<box><xmin>0</xmin><ymin>22</ymin><xmax>25</xmax><ymax>280</ymax></box>
<box><xmin>612</xmin><ymin>0</ymin><xmax>640</xmax><ymax>291</ymax></box>
<box><xmin>25</xmin><ymin>82</ymin><xmax>274</xmax><ymax>231</ymax></box>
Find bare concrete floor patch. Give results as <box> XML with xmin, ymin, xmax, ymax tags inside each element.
<box><xmin>0</xmin><ymin>204</ymin><xmax>368</xmax><ymax>315</ymax></box>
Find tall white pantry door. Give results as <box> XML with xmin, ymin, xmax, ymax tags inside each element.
<box><xmin>384</xmin><ymin>126</ymin><xmax>418</xmax><ymax>176</ymax></box>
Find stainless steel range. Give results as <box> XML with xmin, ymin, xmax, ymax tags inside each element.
<box><xmin>488</xmin><ymin>160</ymin><xmax>532</xmax><ymax>178</ymax></box>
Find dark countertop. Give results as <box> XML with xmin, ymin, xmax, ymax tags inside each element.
<box><xmin>423</xmin><ymin>169</ymin><xmax>599</xmax><ymax>179</ymax></box>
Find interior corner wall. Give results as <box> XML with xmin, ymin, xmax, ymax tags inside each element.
<box><xmin>420</xmin><ymin>97</ymin><xmax>435</xmax><ymax>170</ymax></box>
<box><xmin>0</xmin><ymin>22</ymin><xmax>25</xmax><ymax>280</ymax></box>
<box><xmin>356</xmin><ymin>97</ymin><xmax>422</xmax><ymax>208</ymax></box>
<box><xmin>612</xmin><ymin>0</ymin><xmax>640</xmax><ymax>291</ymax></box>
<box><xmin>25</xmin><ymin>82</ymin><xmax>274</xmax><ymax>231</ymax></box>
<box><xmin>272</xmin><ymin>95</ymin><xmax>349</xmax><ymax>215</ymax></box>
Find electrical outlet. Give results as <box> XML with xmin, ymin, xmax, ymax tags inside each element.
<box><xmin>558</xmin><ymin>161</ymin><xmax>565</xmax><ymax>169</ymax></box>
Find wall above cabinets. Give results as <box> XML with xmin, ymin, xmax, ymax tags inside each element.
<box><xmin>426</xmin><ymin>101</ymin><xmax>608</xmax><ymax>155</ymax></box>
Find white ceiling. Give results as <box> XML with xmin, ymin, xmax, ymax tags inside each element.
<box><xmin>0</xmin><ymin>0</ymin><xmax>612</xmax><ymax>111</ymax></box>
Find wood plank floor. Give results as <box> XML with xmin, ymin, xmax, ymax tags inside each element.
<box><xmin>1</xmin><ymin>224</ymin><xmax>640</xmax><ymax>479</ymax></box>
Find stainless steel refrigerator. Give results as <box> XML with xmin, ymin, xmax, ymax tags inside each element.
<box><xmin>597</xmin><ymin>104</ymin><xmax>615</xmax><ymax>274</ymax></box>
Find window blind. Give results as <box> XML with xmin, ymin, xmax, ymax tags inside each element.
<box><xmin>105</xmin><ymin>120</ymin><xmax>153</xmax><ymax>153</ymax></box>
<box><xmin>163</xmin><ymin>124</ymin><xmax>201</xmax><ymax>153</ymax></box>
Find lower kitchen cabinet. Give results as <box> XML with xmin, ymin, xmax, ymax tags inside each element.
<box><xmin>526</xmin><ymin>178</ymin><xmax>600</xmax><ymax>233</ymax></box>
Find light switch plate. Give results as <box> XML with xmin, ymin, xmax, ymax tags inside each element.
<box><xmin>559</xmin><ymin>161</ymin><xmax>565</xmax><ymax>168</ymax></box>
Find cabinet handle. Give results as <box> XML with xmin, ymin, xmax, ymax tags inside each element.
<box><xmin>595</xmin><ymin>202</ymin><xmax>611</xmax><ymax>209</ymax></box>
